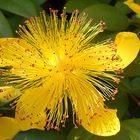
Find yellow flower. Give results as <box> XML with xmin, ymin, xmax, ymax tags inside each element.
<box><xmin>124</xmin><ymin>0</ymin><xmax>140</xmax><ymax>15</ymax></box>
<box><xmin>0</xmin><ymin>86</ymin><xmax>20</xmax><ymax>102</ymax></box>
<box><xmin>0</xmin><ymin>115</ymin><xmax>46</xmax><ymax>140</ymax></box>
<box><xmin>0</xmin><ymin>117</ymin><xmax>20</xmax><ymax>140</ymax></box>
<box><xmin>0</xmin><ymin>9</ymin><xmax>140</xmax><ymax>136</ymax></box>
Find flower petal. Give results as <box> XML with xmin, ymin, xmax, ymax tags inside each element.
<box><xmin>115</xmin><ymin>32</ymin><xmax>140</xmax><ymax>69</ymax></box>
<box><xmin>0</xmin><ymin>37</ymin><xmax>57</xmax><ymax>87</ymax></box>
<box><xmin>124</xmin><ymin>0</ymin><xmax>140</xmax><ymax>15</ymax></box>
<box><xmin>16</xmin><ymin>109</ymin><xmax>47</xmax><ymax>131</ymax></box>
<box><xmin>0</xmin><ymin>38</ymin><xmax>16</xmax><ymax>43</ymax></box>
<box><xmin>15</xmin><ymin>87</ymin><xmax>47</xmax><ymax>131</ymax></box>
<box><xmin>0</xmin><ymin>38</ymin><xmax>21</xmax><ymax>67</ymax></box>
<box><xmin>73</xmin><ymin>32</ymin><xmax>140</xmax><ymax>72</ymax></box>
<box><xmin>0</xmin><ymin>86</ymin><xmax>20</xmax><ymax>102</ymax></box>
<box><xmin>73</xmin><ymin>41</ymin><xmax>123</xmax><ymax>71</ymax></box>
<box><xmin>82</xmin><ymin>108</ymin><xmax>120</xmax><ymax>136</ymax></box>
<box><xmin>15</xmin><ymin>73</ymin><xmax>65</xmax><ymax>130</ymax></box>
<box><xmin>0</xmin><ymin>117</ymin><xmax>20</xmax><ymax>139</ymax></box>
<box><xmin>66</xmin><ymin>72</ymin><xmax>120</xmax><ymax>136</ymax></box>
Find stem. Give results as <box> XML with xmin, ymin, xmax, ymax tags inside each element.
<box><xmin>129</xmin><ymin>94</ymin><xmax>140</xmax><ymax>107</ymax></box>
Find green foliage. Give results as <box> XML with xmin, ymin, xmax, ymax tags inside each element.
<box><xmin>122</xmin><ymin>119</ymin><xmax>140</xmax><ymax>140</ymax></box>
<box><xmin>65</xmin><ymin>0</ymin><xmax>100</xmax><ymax>13</ymax></box>
<box><xmin>124</xmin><ymin>54</ymin><xmax>140</xmax><ymax>77</ymax></box>
<box><xmin>32</xmin><ymin>0</ymin><xmax>46</xmax><ymax>6</ymax></box>
<box><xmin>0</xmin><ymin>0</ymin><xmax>46</xmax><ymax>37</ymax></box>
<box><xmin>93</xmin><ymin>31</ymin><xmax>117</xmax><ymax>42</ymax></box>
<box><xmin>80</xmin><ymin>4</ymin><xmax>130</xmax><ymax>31</ymax></box>
<box><xmin>131</xmin><ymin>77</ymin><xmax>140</xmax><ymax>97</ymax></box>
<box><xmin>67</xmin><ymin>119</ymin><xmax>140</xmax><ymax>140</ymax></box>
<box><xmin>115</xmin><ymin>1</ymin><xmax>132</xmax><ymax>15</ymax></box>
<box><xmin>106</xmin><ymin>92</ymin><xmax>129</xmax><ymax>119</ymax></box>
<box><xmin>14</xmin><ymin>130</ymin><xmax>66</xmax><ymax>140</ymax></box>
<box><xmin>67</xmin><ymin>126</ymin><xmax>130</xmax><ymax>140</ymax></box>
<box><xmin>65</xmin><ymin>0</ymin><xmax>112</xmax><ymax>13</ymax></box>
<box><xmin>0</xmin><ymin>0</ymin><xmax>38</xmax><ymax>18</ymax></box>
<box><xmin>0</xmin><ymin>11</ymin><xmax>13</xmax><ymax>37</ymax></box>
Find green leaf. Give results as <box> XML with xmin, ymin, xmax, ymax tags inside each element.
<box><xmin>32</xmin><ymin>0</ymin><xmax>46</xmax><ymax>5</ymax></box>
<box><xmin>67</xmin><ymin>127</ymin><xmax>92</xmax><ymax>140</ymax></box>
<box><xmin>68</xmin><ymin>119</ymin><xmax>140</xmax><ymax>140</ymax></box>
<box><xmin>117</xmin><ymin>78</ymin><xmax>132</xmax><ymax>94</ymax></box>
<box><xmin>0</xmin><ymin>0</ymin><xmax>38</xmax><ymax>18</ymax></box>
<box><xmin>14</xmin><ymin>129</ymin><xmax>66</xmax><ymax>140</ymax></box>
<box><xmin>124</xmin><ymin>54</ymin><xmax>140</xmax><ymax>77</ymax></box>
<box><xmin>67</xmin><ymin>126</ymin><xmax>130</xmax><ymax>140</ymax></box>
<box><xmin>0</xmin><ymin>10</ymin><xmax>13</xmax><ymax>37</ymax></box>
<box><xmin>100</xmin><ymin>0</ymin><xmax>111</xmax><ymax>3</ymax></box>
<box><xmin>65</xmin><ymin>0</ymin><xmax>112</xmax><ymax>13</ymax></box>
<box><xmin>80</xmin><ymin>4</ymin><xmax>130</xmax><ymax>31</ymax></box>
<box><xmin>93</xmin><ymin>31</ymin><xmax>117</xmax><ymax>43</ymax></box>
<box><xmin>129</xmin><ymin>98</ymin><xmax>140</xmax><ymax>117</ymax></box>
<box><xmin>122</xmin><ymin>119</ymin><xmax>140</xmax><ymax>140</ymax></box>
<box><xmin>106</xmin><ymin>92</ymin><xmax>129</xmax><ymax>119</ymax></box>
<box><xmin>115</xmin><ymin>1</ymin><xmax>132</xmax><ymax>15</ymax></box>
<box><xmin>133</xmin><ymin>27</ymin><xmax>140</xmax><ymax>38</ymax></box>
<box><xmin>65</xmin><ymin>0</ymin><xmax>101</xmax><ymax>13</ymax></box>
<box><xmin>135</xmin><ymin>0</ymin><xmax>140</xmax><ymax>4</ymax></box>
<box><xmin>7</xmin><ymin>15</ymin><xmax>26</xmax><ymax>35</ymax></box>
<box><xmin>131</xmin><ymin>77</ymin><xmax>140</xmax><ymax>97</ymax></box>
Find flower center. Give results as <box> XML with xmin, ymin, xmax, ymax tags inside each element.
<box><xmin>56</xmin><ymin>54</ymin><xmax>75</xmax><ymax>74</ymax></box>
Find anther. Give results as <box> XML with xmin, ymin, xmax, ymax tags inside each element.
<box><xmin>31</xmin><ymin>64</ymin><xmax>35</xmax><ymax>67</ymax></box>
<box><xmin>75</xmin><ymin>9</ymin><xmax>80</xmax><ymax>14</ymax></box>
<box><xmin>99</xmin><ymin>21</ymin><xmax>106</xmax><ymax>30</ymax></box>
<box><xmin>49</xmin><ymin>7</ymin><xmax>52</xmax><ymax>11</ymax></box>
<box><xmin>19</xmin><ymin>25</ymin><xmax>22</xmax><ymax>28</ymax></box>
<box><xmin>0</xmin><ymin>89</ymin><xmax>3</xmax><ymax>93</ymax></box>
<box><xmin>0</xmin><ymin>70</ymin><xmax>3</xmax><ymax>75</ymax></box>
<box><xmin>112</xmin><ymin>88</ymin><xmax>118</xmax><ymax>97</ymax></box>
<box><xmin>62</xmin><ymin>124</ymin><xmax>65</xmax><ymax>127</ymax></box>
<box><xmin>61</xmin><ymin>13</ymin><xmax>65</xmax><ymax>17</ymax></box>
<box><xmin>114</xmin><ymin>78</ymin><xmax>120</xmax><ymax>84</ymax></box>
<box><xmin>76</xmin><ymin>119</ymin><xmax>82</xmax><ymax>125</ymax></box>
<box><xmin>112</xmin><ymin>47</ymin><xmax>117</xmax><ymax>52</ymax></box>
<box><xmin>24</xmin><ymin>20</ymin><xmax>30</xmax><ymax>24</ymax></box>
<box><xmin>54</xmin><ymin>126</ymin><xmax>60</xmax><ymax>131</ymax></box>
<box><xmin>116</xmin><ymin>68</ymin><xmax>124</xmax><ymax>74</ymax></box>
<box><xmin>111</xmin><ymin>97</ymin><xmax>115</xmax><ymax>100</ymax></box>
<box><xmin>60</xmin><ymin>119</ymin><xmax>64</xmax><ymax>123</ymax></box>
<box><xmin>50</xmin><ymin>124</ymin><xmax>54</xmax><ymax>129</ymax></box>
<box><xmin>112</xmin><ymin>55</ymin><xmax>119</xmax><ymax>61</ymax></box>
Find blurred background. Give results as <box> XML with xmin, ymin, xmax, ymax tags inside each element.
<box><xmin>0</xmin><ymin>0</ymin><xmax>140</xmax><ymax>140</ymax></box>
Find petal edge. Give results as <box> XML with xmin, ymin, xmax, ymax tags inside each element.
<box><xmin>115</xmin><ymin>32</ymin><xmax>140</xmax><ymax>69</ymax></box>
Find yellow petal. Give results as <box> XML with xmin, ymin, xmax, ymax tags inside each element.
<box><xmin>0</xmin><ymin>38</ymin><xmax>16</xmax><ymax>43</ymax></box>
<box><xmin>75</xmin><ymin>32</ymin><xmax>139</xmax><ymax>72</ymax></box>
<box><xmin>82</xmin><ymin>108</ymin><xmax>120</xmax><ymax>136</ymax></box>
<box><xmin>0</xmin><ymin>37</ymin><xmax>55</xmax><ymax>81</ymax></box>
<box><xmin>0</xmin><ymin>38</ymin><xmax>21</xmax><ymax>67</ymax></box>
<box><xmin>16</xmin><ymin>110</ymin><xmax>46</xmax><ymax>131</ymax></box>
<box><xmin>0</xmin><ymin>86</ymin><xmax>20</xmax><ymax>102</ymax></box>
<box><xmin>15</xmin><ymin>87</ymin><xmax>47</xmax><ymax>131</ymax></box>
<box><xmin>66</xmin><ymin>73</ymin><xmax>120</xmax><ymax>136</ymax></box>
<box><xmin>15</xmin><ymin>73</ymin><xmax>66</xmax><ymax>130</ymax></box>
<box><xmin>0</xmin><ymin>117</ymin><xmax>20</xmax><ymax>139</ymax></box>
<box><xmin>0</xmin><ymin>136</ymin><xmax>5</xmax><ymax>140</ymax></box>
<box><xmin>124</xmin><ymin>0</ymin><xmax>140</xmax><ymax>15</ymax></box>
<box><xmin>115</xmin><ymin>32</ymin><xmax>140</xmax><ymax>69</ymax></box>
<box><xmin>73</xmin><ymin>41</ymin><xmax>123</xmax><ymax>71</ymax></box>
